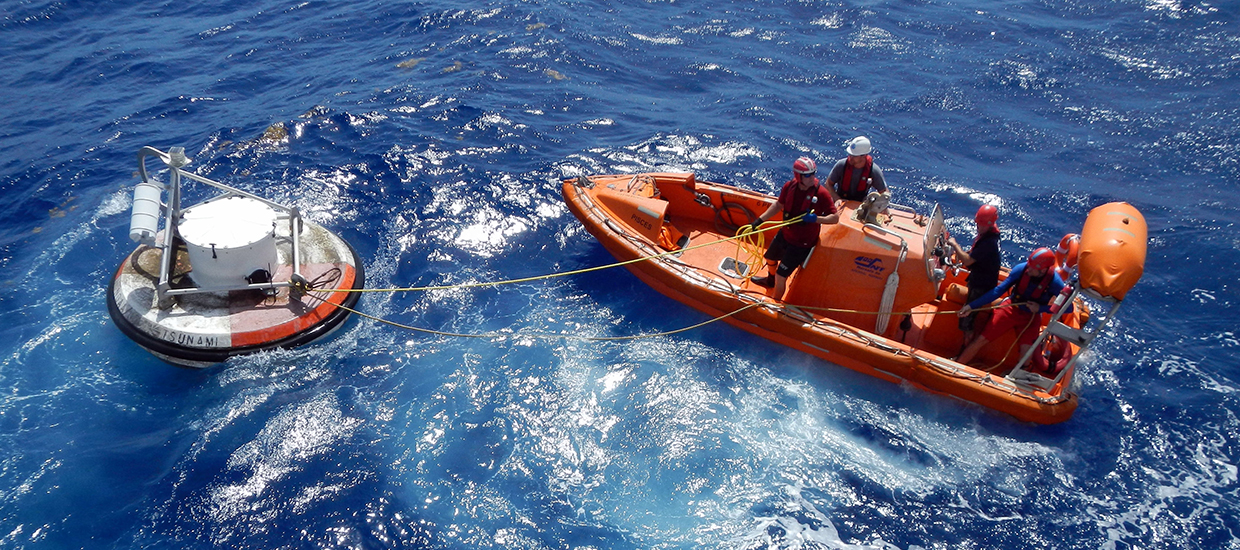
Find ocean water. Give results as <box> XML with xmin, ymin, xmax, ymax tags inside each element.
<box><xmin>1</xmin><ymin>0</ymin><xmax>1237</xmax><ymax>548</ymax></box>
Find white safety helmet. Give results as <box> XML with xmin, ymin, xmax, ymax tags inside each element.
<box><xmin>846</xmin><ymin>136</ymin><xmax>872</xmax><ymax>156</ymax></box>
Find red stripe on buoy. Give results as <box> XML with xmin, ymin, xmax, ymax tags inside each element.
<box><xmin>229</xmin><ymin>265</ymin><xmax>357</xmax><ymax>347</ymax></box>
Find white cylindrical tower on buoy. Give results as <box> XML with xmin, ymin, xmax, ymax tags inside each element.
<box><xmin>178</xmin><ymin>196</ymin><xmax>279</xmax><ymax>289</ymax></box>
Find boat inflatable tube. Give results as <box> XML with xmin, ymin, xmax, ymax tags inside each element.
<box><xmin>1077</xmin><ymin>202</ymin><xmax>1147</xmax><ymax>300</ymax></box>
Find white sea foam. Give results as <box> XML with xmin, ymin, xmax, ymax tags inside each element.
<box><xmin>206</xmin><ymin>392</ymin><xmax>361</xmax><ymax>522</ymax></box>
<box><xmin>849</xmin><ymin>26</ymin><xmax>909</xmax><ymax>54</ymax></box>
<box><xmin>1098</xmin><ymin>48</ymin><xmax>1190</xmax><ymax>79</ymax></box>
<box><xmin>631</xmin><ymin>33</ymin><xmax>684</xmax><ymax>45</ymax></box>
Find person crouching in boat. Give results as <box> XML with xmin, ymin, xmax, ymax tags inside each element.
<box><xmin>825</xmin><ymin>136</ymin><xmax>891</xmax><ymax>212</ymax></box>
<box><xmin>955</xmin><ymin>247</ymin><xmax>1066</xmax><ymax>366</ymax></box>
<box><xmin>945</xmin><ymin>204</ymin><xmax>1003</xmax><ymax>350</ymax></box>
<box><xmin>743</xmin><ymin>157</ymin><xmax>840</xmax><ymax>300</ymax></box>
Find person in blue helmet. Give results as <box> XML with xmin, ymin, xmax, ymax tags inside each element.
<box><xmin>955</xmin><ymin>247</ymin><xmax>1066</xmax><ymax>366</ymax></box>
<box><xmin>743</xmin><ymin>157</ymin><xmax>839</xmax><ymax>301</ymax></box>
<box><xmin>825</xmin><ymin>136</ymin><xmax>890</xmax><ymax>210</ymax></box>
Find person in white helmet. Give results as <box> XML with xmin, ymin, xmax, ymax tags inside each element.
<box><xmin>825</xmin><ymin>136</ymin><xmax>890</xmax><ymax>210</ymax></box>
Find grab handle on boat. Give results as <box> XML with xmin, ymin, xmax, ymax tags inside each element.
<box><xmin>861</xmin><ymin>222</ymin><xmax>908</xmax><ymax>252</ymax></box>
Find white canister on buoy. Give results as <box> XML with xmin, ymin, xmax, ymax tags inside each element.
<box><xmin>178</xmin><ymin>196</ymin><xmax>279</xmax><ymax>289</ymax></box>
<box><xmin>129</xmin><ymin>181</ymin><xmax>164</xmax><ymax>244</ymax></box>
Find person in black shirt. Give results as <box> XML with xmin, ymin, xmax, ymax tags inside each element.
<box><xmin>947</xmin><ymin>204</ymin><xmax>1002</xmax><ymax>347</ymax></box>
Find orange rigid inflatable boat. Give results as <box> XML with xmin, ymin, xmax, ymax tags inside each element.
<box><xmin>562</xmin><ymin>173</ymin><xmax>1147</xmax><ymax>424</ymax></box>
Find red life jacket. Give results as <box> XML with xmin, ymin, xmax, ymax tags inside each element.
<box><xmin>839</xmin><ymin>155</ymin><xmax>873</xmax><ymax>201</ymax></box>
<box><xmin>779</xmin><ymin>179</ymin><xmax>829</xmax><ymax>247</ymax></box>
<box><xmin>782</xmin><ymin>180</ymin><xmax>821</xmax><ymax>218</ymax></box>
<box><xmin>1013</xmin><ymin>267</ymin><xmax>1053</xmax><ymax>306</ymax></box>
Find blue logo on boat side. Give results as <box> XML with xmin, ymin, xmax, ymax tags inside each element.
<box><xmin>853</xmin><ymin>255</ymin><xmax>885</xmax><ymax>275</ymax></box>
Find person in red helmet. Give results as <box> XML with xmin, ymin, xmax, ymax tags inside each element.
<box><xmin>946</xmin><ymin>204</ymin><xmax>1003</xmax><ymax>347</ymax></box>
<box><xmin>744</xmin><ymin>157</ymin><xmax>839</xmax><ymax>300</ymax></box>
<box><xmin>955</xmin><ymin>247</ymin><xmax>1067</xmax><ymax>366</ymax></box>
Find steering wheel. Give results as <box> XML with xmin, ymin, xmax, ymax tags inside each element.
<box><xmin>932</xmin><ymin>228</ymin><xmax>963</xmax><ymax>273</ymax></box>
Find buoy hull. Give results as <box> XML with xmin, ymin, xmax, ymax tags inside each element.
<box><xmin>107</xmin><ymin>216</ymin><xmax>364</xmax><ymax>368</ymax></box>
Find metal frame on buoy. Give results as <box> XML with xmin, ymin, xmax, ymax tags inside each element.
<box><xmin>111</xmin><ymin>146</ymin><xmax>364</xmax><ymax>367</ymax></box>
<box><xmin>131</xmin><ymin>146</ymin><xmax>311</xmax><ymax>304</ymax></box>
<box><xmin>1006</xmin><ymin>283</ymin><xmax>1123</xmax><ymax>391</ymax></box>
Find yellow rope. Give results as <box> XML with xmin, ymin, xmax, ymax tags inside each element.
<box><xmin>789</xmin><ymin>302</ymin><xmax>1008</xmax><ymax>316</ymax></box>
<box><xmin>283</xmin><ymin>213</ymin><xmax>788</xmax><ymax>343</ymax></box>
<box><xmin>733</xmin><ymin>220</ymin><xmax>783</xmax><ymax>278</ymax></box>
<box><xmin>299</xmin><ymin>217</ymin><xmax>806</xmax><ymax>295</ymax></box>
<box><xmin>308</xmin><ymin>294</ymin><xmax>764</xmax><ymax>342</ymax></box>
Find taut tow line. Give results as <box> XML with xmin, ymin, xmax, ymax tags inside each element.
<box><xmin>294</xmin><ymin>217</ymin><xmax>806</xmax><ymax>295</ymax></box>
<box><xmin>304</xmin><ymin>294</ymin><xmax>764</xmax><ymax>342</ymax></box>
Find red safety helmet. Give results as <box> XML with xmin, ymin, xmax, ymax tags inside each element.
<box><xmin>975</xmin><ymin>204</ymin><xmax>998</xmax><ymax>228</ymax></box>
<box><xmin>1027</xmin><ymin>247</ymin><xmax>1056</xmax><ymax>271</ymax></box>
<box><xmin>1055</xmin><ymin>233</ymin><xmax>1080</xmax><ymax>269</ymax></box>
<box><xmin>793</xmin><ymin>157</ymin><xmax>817</xmax><ymax>177</ymax></box>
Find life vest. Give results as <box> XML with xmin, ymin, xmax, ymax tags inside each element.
<box><xmin>839</xmin><ymin>156</ymin><xmax>873</xmax><ymax>201</ymax></box>
<box><xmin>1032</xmin><ymin>335</ymin><xmax>1071</xmax><ymax>375</ymax></box>
<box><xmin>1054</xmin><ymin>233</ymin><xmax>1080</xmax><ymax>281</ymax></box>
<box><xmin>1012</xmin><ymin>267</ymin><xmax>1054</xmax><ymax>306</ymax></box>
<box><xmin>779</xmin><ymin>179</ymin><xmax>828</xmax><ymax>247</ymax></box>
<box><xmin>783</xmin><ymin>180</ymin><xmax>821</xmax><ymax>219</ymax></box>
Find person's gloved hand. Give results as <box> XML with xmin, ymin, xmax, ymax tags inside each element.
<box><xmin>740</xmin><ymin>222</ymin><xmax>759</xmax><ymax>234</ymax></box>
<box><xmin>803</xmin><ymin>212</ymin><xmax>818</xmax><ymax>224</ymax></box>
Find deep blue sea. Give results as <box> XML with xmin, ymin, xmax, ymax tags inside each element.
<box><xmin>2</xmin><ymin>0</ymin><xmax>1237</xmax><ymax>548</ymax></box>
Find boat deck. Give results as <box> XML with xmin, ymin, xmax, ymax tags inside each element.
<box><xmin>663</xmin><ymin>214</ymin><xmax>1026</xmax><ymax>372</ymax></box>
